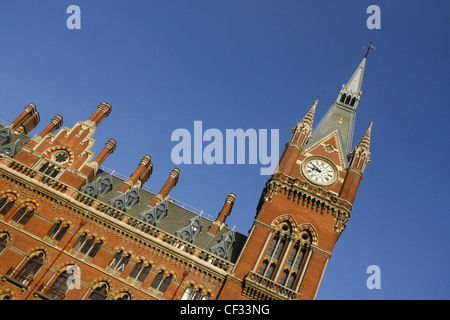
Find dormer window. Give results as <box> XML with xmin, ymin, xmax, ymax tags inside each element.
<box><xmin>138</xmin><ymin>200</ymin><xmax>169</xmax><ymax>226</ymax></box>
<box><xmin>175</xmin><ymin>216</ymin><xmax>203</xmax><ymax>243</ymax></box>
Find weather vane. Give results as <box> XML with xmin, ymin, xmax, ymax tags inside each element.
<box><xmin>363</xmin><ymin>42</ymin><xmax>376</xmax><ymax>58</ymax></box>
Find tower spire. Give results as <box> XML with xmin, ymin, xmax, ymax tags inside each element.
<box><xmin>363</xmin><ymin>42</ymin><xmax>376</xmax><ymax>59</ymax></box>
<box><xmin>304</xmin><ymin>55</ymin><xmax>367</xmax><ymax>160</ymax></box>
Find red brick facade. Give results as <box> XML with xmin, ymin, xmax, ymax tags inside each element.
<box><xmin>0</xmin><ymin>58</ymin><xmax>372</xmax><ymax>300</ymax></box>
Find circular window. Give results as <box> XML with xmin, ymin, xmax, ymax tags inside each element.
<box><xmin>53</xmin><ymin>150</ymin><xmax>69</xmax><ymax>163</ymax></box>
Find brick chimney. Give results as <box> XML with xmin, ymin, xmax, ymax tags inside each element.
<box><xmin>10</xmin><ymin>103</ymin><xmax>40</xmax><ymax>134</ymax></box>
<box><xmin>208</xmin><ymin>193</ymin><xmax>236</xmax><ymax>235</ymax></box>
<box><xmin>149</xmin><ymin>168</ymin><xmax>180</xmax><ymax>206</ymax></box>
<box><xmin>39</xmin><ymin>115</ymin><xmax>63</xmax><ymax>137</ymax></box>
<box><xmin>93</xmin><ymin>139</ymin><xmax>117</xmax><ymax>167</ymax></box>
<box><xmin>118</xmin><ymin>155</ymin><xmax>153</xmax><ymax>192</ymax></box>
<box><xmin>88</xmin><ymin>102</ymin><xmax>112</xmax><ymax>126</ymax></box>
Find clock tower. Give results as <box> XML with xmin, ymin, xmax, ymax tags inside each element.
<box><xmin>223</xmin><ymin>55</ymin><xmax>372</xmax><ymax>300</ymax></box>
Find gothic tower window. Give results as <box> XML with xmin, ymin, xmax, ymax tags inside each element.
<box><xmin>345</xmin><ymin>95</ymin><xmax>352</xmax><ymax>105</ymax></box>
<box><xmin>257</xmin><ymin>226</ymin><xmax>289</xmax><ymax>280</ymax></box>
<box><xmin>254</xmin><ymin>222</ymin><xmax>312</xmax><ymax>296</ymax></box>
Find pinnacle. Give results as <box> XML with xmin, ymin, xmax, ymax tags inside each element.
<box><xmin>356</xmin><ymin>122</ymin><xmax>372</xmax><ymax>151</ymax></box>
<box><xmin>300</xmin><ymin>100</ymin><xmax>318</xmax><ymax>128</ymax></box>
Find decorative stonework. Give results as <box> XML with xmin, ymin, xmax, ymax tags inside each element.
<box><xmin>261</xmin><ymin>173</ymin><xmax>351</xmax><ymax>235</ymax></box>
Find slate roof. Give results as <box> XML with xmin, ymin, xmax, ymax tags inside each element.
<box><xmin>89</xmin><ymin>170</ymin><xmax>248</xmax><ymax>263</ymax></box>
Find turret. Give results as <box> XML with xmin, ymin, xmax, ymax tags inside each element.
<box><xmin>277</xmin><ymin>100</ymin><xmax>317</xmax><ymax>174</ymax></box>
<box><xmin>340</xmin><ymin>122</ymin><xmax>372</xmax><ymax>204</ymax></box>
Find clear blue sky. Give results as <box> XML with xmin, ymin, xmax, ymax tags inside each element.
<box><xmin>0</xmin><ymin>1</ymin><xmax>449</xmax><ymax>300</ymax></box>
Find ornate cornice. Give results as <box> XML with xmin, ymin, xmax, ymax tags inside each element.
<box><xmin>259</xmin><ymin>172</ymin><xmax>351</xmax><ymax>235</ymax></box>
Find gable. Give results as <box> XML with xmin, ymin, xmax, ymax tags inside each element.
<box><xmin>303</xmin><ymin>129</ymin><xmax>348</xmax><ymax>168</ymax></box>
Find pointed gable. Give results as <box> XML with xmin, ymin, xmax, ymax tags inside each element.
<box><xmin>303</xmin><ymin>129</ymin><xmax>347</xmax><ymax>168</ymax></box>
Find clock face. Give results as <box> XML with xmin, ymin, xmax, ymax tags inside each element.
<box><xmin>303</xmin><ymin>158</ymin><xmax>337</xmax><ymax>186</ymax></box>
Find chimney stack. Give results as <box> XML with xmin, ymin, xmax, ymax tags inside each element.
<box><xmin>208</xmin><ymin>193</ymin><xmax>236</xmax><ymax>235</ymax></box>
<box><xmin>88</xmin><ymin>102</ymin><xmax>112</xmax><ymax>126</ymax></box>
<box><xmin>149</xmin><ymin>168</ymin><xmax>180</xmax><ymax>206</ymax></box>
<box><xmin>119</xmin><ymin>155</ymin><xmax>153</xmax><ymax>192</ymax></box>
<box><xmin>10</xmin><ymin>103</ymin><xmax>40</xmax><ymax>134</ymax></box>
<box><xmin>93</xmin><ymin>139</ymin><xmax>117</xmax><ymax>167</ymax></box>
<box><xmin>39</xmin><ymin>115</ymin><xmax>63</xmax><ymax>137</ymax></box>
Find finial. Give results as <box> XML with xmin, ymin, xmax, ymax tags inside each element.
<box><xmin>363</xmin><ymin>42</ymin><xmax>376</xmax><ymax>58</ymax></box>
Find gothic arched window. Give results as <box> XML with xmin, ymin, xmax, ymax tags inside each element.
<box><xmin>45</xmin><ymin>267</ymin><xmax>78</xmax><ymax>300</ymax></box>
<box><xmin>74</xmin><ymin>232</ymin><xmax>103</xmax><ymax>258</ymax></box>
<box><xmin>0</xmin><ymin>197</ymin><xmax>15</xmax><ymax>216</ymax></box>
<box><xmin>255</xmin><ymin>222</ymin><xmax>313</xmax><ymax>297</ymax></box>
<box><xmin>110</xmin><ymin>250</ymin><xmax>130</xmax><ymax>272</ymax></box>
<box><xmin>12</xmin><ymin>205</ymin><xmax>35</xmax><ymax>225</ymax></box>
<box><xmin>15</xmin><ymin>251</ymin><xmax>45</xmax><ymax>286</ymax></box>
<box><xmin>151</xmin><ymin>271</ymin><xmax>172</xmax><ymax>294</ymax></box>
<box><xmin>88</xmin><ymin>283</ymin><xmax>109</xmax><ymax>300</ymax></box>
<box><xmin>130</xmin><ymin>261</ymin><xmax>151</xmax><ymax>282</ymax></box>
<box><xmin>48</xmin><ymin>221</ymin><xmax>69</xmax><ymax>241</ymax></box>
